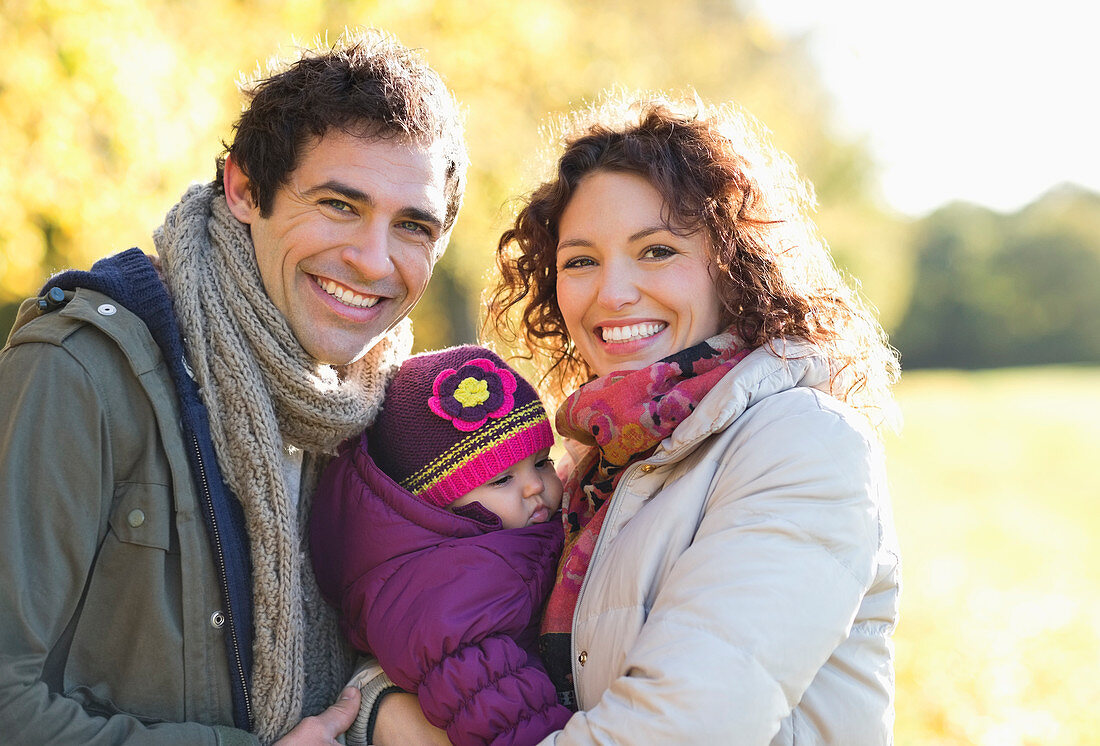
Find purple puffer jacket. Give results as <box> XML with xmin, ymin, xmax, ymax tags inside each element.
<box><xmin>310</xmin><ymin>432</ymin><xmax>572</xmax><ymax>746</ymax></box>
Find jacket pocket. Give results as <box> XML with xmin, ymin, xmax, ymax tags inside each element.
<box><xmin>108</xmin><ymin>481</ymin><xmax>174</xmax><ymax>551</ymax></box>
<box><xmin>66</xmin><ymin>481</ymin><xmax>187</xmax><ymax>722</ymax></box>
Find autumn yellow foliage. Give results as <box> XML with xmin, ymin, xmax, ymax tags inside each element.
<box><xmin>0</xmin><ymin>0</ymin><xmax>903</xmax><ymax>348</ymax></box>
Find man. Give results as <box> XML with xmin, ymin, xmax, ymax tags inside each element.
<box><xmin>0</xmin><ymin>29</ymin><xmax>467</xmax><ymax>745</ymax></box>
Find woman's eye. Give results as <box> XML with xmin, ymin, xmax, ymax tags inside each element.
<box><xmin>643</xmin><ymin>245</ymin><xmax>676</xmax><ymax>259</ymax></box>
<box><xmin>560</xmin><ymin>256</ymin><xmax>595</xmax><ymax>270</ymax></box>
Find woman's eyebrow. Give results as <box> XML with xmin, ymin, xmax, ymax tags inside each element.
<box><xmin>556</xmin><ymin>237</ymin><xmax>592</xmax><ymax>251</ymax></box>
<box><xmin>557</xmin><ymin>224</ymin><xmax>670</xmax><ymax>252</ymax></box>
<box><xmin>628</xmin><ymin>224</ymin><xmax>669</xmax><ymax>242</ymax></box>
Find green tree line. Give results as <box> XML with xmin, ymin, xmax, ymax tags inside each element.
<box><xmin>3</xmin><ymin>0</ymin><xmax>1096</xmax><ymax>370</ymax></box>
<box><xmin>892</xmin><ymin>184</ymin><xmax>1100</xmax><ymax>369</ymax></box>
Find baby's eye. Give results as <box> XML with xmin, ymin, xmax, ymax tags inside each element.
<box><xmin>489</xmin><ymin>475</ymin><xmax>513</xmax><ymax>487</ymax></box>
<box><xmin>535</xmin><ymin>457</ymin><xmax>555</xmax><ymax>469</ymax></box>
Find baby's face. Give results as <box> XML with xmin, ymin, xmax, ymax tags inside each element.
<box><xmin>448</xmin><ymin>448</ymin><xmax>563</xmax><ymax>529</ymax></box>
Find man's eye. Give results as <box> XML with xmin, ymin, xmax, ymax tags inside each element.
<box><xmin>321</xmin><ymin>199</ymin><xmax>353</xmax><ymax>213</ymax></box>
<box><xmin>397</xmin><ymin>220</ymin><xmax>431</xmax><ymax>237</ymax></box>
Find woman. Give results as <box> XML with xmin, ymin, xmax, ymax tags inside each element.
<box><xmin>367</xmin><ymin>93</ymin><xmax>900</xmax><ymax>745</ymax></box>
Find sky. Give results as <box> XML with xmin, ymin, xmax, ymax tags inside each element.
<box><xmin>749</xmin><ymin>0</ymin><xmax>1099</xmax><ymax>217</ymax></box>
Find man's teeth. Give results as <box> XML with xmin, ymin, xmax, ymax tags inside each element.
<box><xmin>317</xmin><ymin>278</ymin><xmax>379</xmax><ymax>308</ymax></box>
<box><xmin>601</xmin><ymin>322</ymin><xmax>664</xmax><ymax>343</ymax></box>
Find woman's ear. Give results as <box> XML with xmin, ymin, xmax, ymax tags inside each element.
<box><xmin>223</xmin><ymin>155</ymin><xmax>258</xmax><ymax>225</ymax></box>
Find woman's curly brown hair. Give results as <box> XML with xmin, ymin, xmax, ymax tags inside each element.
<box><xmin>485</xmin><ymin>92</ymin><xmax>899</xmax><ymax>431</ymax></box>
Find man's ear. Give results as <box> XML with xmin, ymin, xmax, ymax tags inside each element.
<box><xmin>223</xmin><ymin>155</ymin><xmax>258</xmax><ymax>225</ymax></box>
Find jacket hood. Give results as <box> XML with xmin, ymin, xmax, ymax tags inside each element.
<box><xmin>311</xmin><ymin>429</ymin><xmax>508</xmax><ymax>607</ymax></box>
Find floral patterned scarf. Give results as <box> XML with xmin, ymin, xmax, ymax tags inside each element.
<box><xmin>538</xmin><ymin>329</ymin><xmax>749</xmax><ymax>704</ymax></box>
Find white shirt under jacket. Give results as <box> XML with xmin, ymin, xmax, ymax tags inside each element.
<box><xmin>540</xmin><ymin>341</ymin><xmax>899</xmax><ymax>745</ymax></box>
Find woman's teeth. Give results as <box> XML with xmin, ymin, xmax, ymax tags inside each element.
<box><xmin>317</xmin><ymin>277</ymin><xmax>379</xmax><ymax>308</ymax></box>
<box><xmin>601</xmin><ymin>322</ymin><xmax>664</xmax><ymax>343</ymax></box>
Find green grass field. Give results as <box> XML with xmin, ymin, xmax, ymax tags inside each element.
<box><xmin>888</xmin><ymin>366</ymin><xmax>1100</xmax><ymax>745</ymax></box>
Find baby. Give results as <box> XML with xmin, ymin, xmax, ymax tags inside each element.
<box><xmin>310</xmin><ymin>345</ymin><xmax>572</xmax><ymax>746</ymax></box>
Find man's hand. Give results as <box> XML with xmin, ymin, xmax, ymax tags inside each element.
<box><xmin>274</xmin><ymin>686</ymin><xmax>361</xmax><ymax>744</ymax></box>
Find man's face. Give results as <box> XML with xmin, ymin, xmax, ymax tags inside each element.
<box><xmin>226</xmin><ymin>131</ymin><xmax>448</xmax><ymax>365</ymax></box>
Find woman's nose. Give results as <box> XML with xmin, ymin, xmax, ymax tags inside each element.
<box><xmin>595</xmin><ymin>264</ymin><xmax>640</xmax><ymax>310</ymax></box>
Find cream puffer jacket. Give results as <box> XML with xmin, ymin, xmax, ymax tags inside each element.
<box><xmin>540</xmin><ymin>342</ymin><xmax>899</xmax><ymax>745</ymax></box>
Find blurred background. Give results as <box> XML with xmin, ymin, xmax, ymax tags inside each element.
<box><xmin>1</xmin><ymin>1</ymin><xmax>1096</xmax><ymax>743</ymax></box>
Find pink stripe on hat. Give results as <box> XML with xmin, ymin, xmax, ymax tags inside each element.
<box><xmin>416</xmin><ymin>418</ymin><xmax>554</xmax><ymax>507</ymax></box>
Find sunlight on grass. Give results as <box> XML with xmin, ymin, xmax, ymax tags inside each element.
<box><xmin>888</xmin><ymin>366</ymin><xmax>1100</xmax><ymax>745</ymax></box>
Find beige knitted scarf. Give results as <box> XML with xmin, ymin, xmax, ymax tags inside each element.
<box><xmin>154</xmin><ymin>182</ymin><xmax>411</xmax><ymax>743</ymax></box>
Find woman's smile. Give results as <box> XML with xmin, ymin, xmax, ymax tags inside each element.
<box><xmin>599</xmin><ymin>321</ymin><xmax>667</xmax><ymax>343</ymax></box>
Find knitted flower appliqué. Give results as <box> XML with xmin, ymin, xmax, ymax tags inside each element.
<box><xmin>428</xmin><ymin>358</ymin><xmax>517</xmax><ymax>431</ymax></box>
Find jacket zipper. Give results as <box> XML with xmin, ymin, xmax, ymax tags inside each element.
<box><xmin>193</xmin><ymin>434</ymin><xmax>254</xmax><ymax>728</ymax></box>
<box><xmin>570</xmin><ymin>460</ymin><xmax>650</xmax><ymax>704</ymax></box>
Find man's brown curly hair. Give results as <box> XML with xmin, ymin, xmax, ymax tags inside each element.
<box><xmin>485</xmin><ymin>93</ymin><xmax>899</xmax><ymax>430</ymax></box>
<box><xmin>215</xmin><ymin>28</ymin><xmax>467</xmax><ymax>236</ymax></box>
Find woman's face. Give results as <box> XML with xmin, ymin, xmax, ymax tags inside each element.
<box><xmin>554</xmin><ymin>170</ymin><xmax>725</xmax><ymax>379</ymax></box>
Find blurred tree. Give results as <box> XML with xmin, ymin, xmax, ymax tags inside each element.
<box><xmin>0</xmin><ymin>0</ymin><xmax>899</xmax><ymax>350</ymax></box>
<box><xmin>891</xmin><ymin>183</ymin><xmax>1100</xmax><ymax>368</ymax></box>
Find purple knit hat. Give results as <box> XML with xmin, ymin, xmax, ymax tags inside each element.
<box><xmin>368</xmin><ymin>345</ymin><xmax>554</xmax><ymax>508</ymax></box>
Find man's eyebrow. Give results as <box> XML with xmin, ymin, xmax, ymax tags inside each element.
<box><xmin>304</xmin><ymin>180</ymin><xmax>372</xmax><ymax>204</ymax></box>
<box><xmin>400</xmin><ymin>206</ymin><xmax>444</xmax><ymax>233</ymax></box>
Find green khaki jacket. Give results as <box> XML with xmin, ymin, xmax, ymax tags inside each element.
<box><xmin>0</xmin><ymin>289</ymin><xmax>258</xmax><ymax>745</ymax></box>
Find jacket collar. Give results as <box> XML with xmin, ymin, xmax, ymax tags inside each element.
<box><xmin>660</xmin><ymin>340</ymin><xmax>838</xmax><ymax>458</ymax></box>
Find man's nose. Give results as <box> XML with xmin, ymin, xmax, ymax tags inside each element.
<box><xmin>341</xmin><ymin>222</ymin><xmax>395</xmax><ymax>279</ymax></box>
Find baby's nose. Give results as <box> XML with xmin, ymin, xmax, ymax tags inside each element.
<box><xmin>521</xmin><ymin>471</ymin><xmax>544</xmax><ymax>498</ymax></box>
